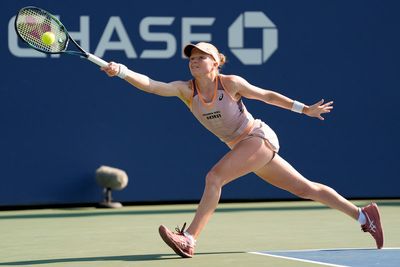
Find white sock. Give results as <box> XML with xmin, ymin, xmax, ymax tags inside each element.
<box><xmin>184</xmin><ymin>231</ymin><xmax>196</xmax><ymax>246</ymax></box>
<box><xmin>358</xmin><ymin>208</ymin><xmax>366</xmax><ymax>225</ymax></box>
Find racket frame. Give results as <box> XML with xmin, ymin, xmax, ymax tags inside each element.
<box><xmin>15</xmin><ymin>6</ymin><xmax>108</xmax><ymax>67</ymax></box>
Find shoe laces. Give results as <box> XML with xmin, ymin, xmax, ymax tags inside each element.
<box><xmin>173</xmin><ymin>222</ymin><xmax>195</xmax><ymax>249</ymax></box>
<box><xmin>175</xmin><ymin>222</ymin><xmax>187</xmax><ymax>235</ymax></box>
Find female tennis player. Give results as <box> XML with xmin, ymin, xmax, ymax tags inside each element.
<box><xmin>101</xmin><ymin>42</ymin><xmax>384</xmax><ymax>257</ymax></box>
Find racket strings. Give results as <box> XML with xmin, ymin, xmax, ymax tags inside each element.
<box><xmin>16</xmin><ymin>8</ymin><xmax>67</xmax><ymax>53</ymax></box>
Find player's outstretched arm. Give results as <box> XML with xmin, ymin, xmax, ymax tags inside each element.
<box><xmin>101</xmin><ymin>62</ymin><xmax>187</xmax><ymax>98</ymax></box>
<box><xmin>226</xmin><ymin>75</ymin><xmax>333</xmax><ymax>120</ymax></box>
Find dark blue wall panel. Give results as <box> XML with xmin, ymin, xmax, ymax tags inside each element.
<box><xmin>1</xmin><ymin>0</ymin><xmax>399</xmax><ymax>206</ymax></box>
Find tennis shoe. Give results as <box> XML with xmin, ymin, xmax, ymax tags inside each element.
<box><xmin>361</xmin><ymin>203</ymin><xmax>384</xmax><ymax>249</ymax></box>
<box><xmin>159</xmin><ymin>223</ymin><xmax>195</xmax><ymax>258</ymax></box>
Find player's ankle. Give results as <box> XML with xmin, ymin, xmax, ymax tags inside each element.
<box><xmin>357</xmin><ymin>208</ymin><xmax>367</xmax><ymax>225</ymax></box>
<box><xmin>184</xmin><ymin>231</ymin><xmax>196</xmax><ymax>246</ymax></box>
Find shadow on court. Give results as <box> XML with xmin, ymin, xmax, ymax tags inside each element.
<box><xmin>0</xmin><ymin>251</ymin><xmax>244</xmax><ymax>265</ymax></box>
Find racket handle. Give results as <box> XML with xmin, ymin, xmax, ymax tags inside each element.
<box><xmin>87</xmin><ymin>53</ymin><xmax>109</xmax><ymax>67</ymax></box>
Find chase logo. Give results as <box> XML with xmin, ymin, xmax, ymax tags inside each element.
<box><xmin>8</xmin><ymin>11</ymin><xmax>277</xmax><ymax>66</ymax></box>
<box><xmin>228</xmin><ymin>12</ymin><xmax>278</xmax><ymax>65</ymax></box>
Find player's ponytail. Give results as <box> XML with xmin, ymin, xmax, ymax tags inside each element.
<box><xmin>218</xmin><ymin>53</ymin><xmax>226</xmax><ymax>72</ymax></box>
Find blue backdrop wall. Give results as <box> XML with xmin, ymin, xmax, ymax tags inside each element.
<box><xmin>1</xmin><ymin>0</ymin><xmax>399</xmax><ymax>206</ymax></box>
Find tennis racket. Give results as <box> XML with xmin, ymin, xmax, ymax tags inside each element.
<box><xmin>14</xmin><ymin>6</ymin><xmax>108</xmax><ymax>67</ymax></box>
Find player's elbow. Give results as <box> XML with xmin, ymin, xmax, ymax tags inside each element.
<box><xmin>261</xmin><ymin>91</ymin><xmax>273</xmax><ymax>104</ymax></box>
<box><xmin>145</xmin><ymin>79</ymin><xmax>160</xmax><ymax>94</ymax></box>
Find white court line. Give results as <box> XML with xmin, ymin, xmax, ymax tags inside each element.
<box><xmin>248</xmin><ymin>247</ymin><xmax>400</xmax><ymax>267</ymax></box>
<box><xmin>251</xmin><ymin>246</ymin><xmax>400</xmax><ymax>253</ymax></box>
<box><xmin>248</xmin><ymin>251</ymin><xmax>348</xmax><ymax>267</ymax></box>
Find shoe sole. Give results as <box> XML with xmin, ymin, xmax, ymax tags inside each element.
<box><xmin>371</xmin><ymin>203</ymin><xmax>384</xmax><ymax>249</ymax></box>
<box><xmin>158</xmin><ymin>225</ymin><xmax>193</xmax><ymax>258</ymax></box>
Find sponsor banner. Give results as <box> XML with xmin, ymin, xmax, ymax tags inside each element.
<box><xmin>0</xmin><ymin>0</ymin><xmax>399</xmax><ymax>205</ymax></box>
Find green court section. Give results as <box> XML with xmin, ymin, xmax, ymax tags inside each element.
<box><xmin>0</xmin><ymin>200</ymin><xmax>399</xmax><ymax>267</ymax></box>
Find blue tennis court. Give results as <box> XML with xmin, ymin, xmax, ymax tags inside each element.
<box><xmin>250</xmin><ymin>248</ymin><xmax>400</xmax><ymax>267</ymax></box>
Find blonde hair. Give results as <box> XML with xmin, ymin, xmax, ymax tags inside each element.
<box><xmin>218</xmin><ymin>53</ymin><xmax>226</xmax><ymax>68</ymax></box>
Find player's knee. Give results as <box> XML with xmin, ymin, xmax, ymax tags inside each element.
<box><xmin>205</xmin><ymin>170</ymin><xmax>224</xmax><ymax>189</ymax></box>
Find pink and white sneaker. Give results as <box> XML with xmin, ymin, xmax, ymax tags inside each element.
<box><xmin>159</xmin><ymin>223</ymin><xmax>195</xmax><ymax>258</ymax></box>
<box><xmin>361</xmin><ymin>203</ymin><xmax>384</xmax><ymax>249</ymax></box>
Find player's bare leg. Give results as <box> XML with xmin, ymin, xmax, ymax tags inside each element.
<box><xmin>159</xmin><ymin>137</ymin><xmax>275</xmax><ymax>257</ymax></box>
<box><xmin>186</xmin><ymin>137</ymin><xmax>274</xmax><ymax>238</ymax></box>
<box><xmin>254</xmin><ymin>154</ymin><xmax>384</xmax><ymax>248</ymax></box>
<box><xmin>254</xmin><ymin>154</ymin><xmax>359</xmax><ymax>219</ymax></box>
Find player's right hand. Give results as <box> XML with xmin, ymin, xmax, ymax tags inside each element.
<box><xmin>101</xmin><ymin>62</ymin><xmax>120</xmax><ymax>77</ymax></box>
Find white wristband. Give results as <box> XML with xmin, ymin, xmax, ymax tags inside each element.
<box><xmin>291</xmin><ymin>100</ymin><xmax>305</xmax><ymax>113</ymax></box>
<box><xmin>117</xmin><ymin>64</ymin><xmax>128</xmax><ymax>79</ymax></box>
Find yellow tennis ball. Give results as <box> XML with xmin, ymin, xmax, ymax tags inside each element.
<box><xmin>41</xmin><ymin>31</ymin><xmax>55</xmax><ymax>45</ymax></box>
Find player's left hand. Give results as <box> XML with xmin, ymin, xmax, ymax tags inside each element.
<box><xmin>304</xmin><ymin>99</ymin><xmax>333</xmax><ymax>120</ymax></box>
